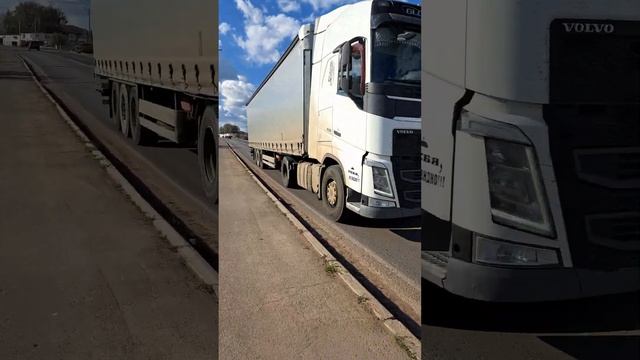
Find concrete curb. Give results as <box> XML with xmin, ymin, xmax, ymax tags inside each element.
<box><xmin>227</xmin><ymin>145</ymin><xmax>420</xmax><ymax>359</ymax></box>
<box><xmin>21</xmin><ymin>58</ymin><xmax>219</xmax><ymax>299</ymax></box>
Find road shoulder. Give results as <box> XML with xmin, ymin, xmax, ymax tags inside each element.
<box><xmin>219</xmin><ymin>146</ymin><xmax>411</xmax><ymax>359</ymax></box>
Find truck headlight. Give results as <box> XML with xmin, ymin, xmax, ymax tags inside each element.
<box><xmin>372</xmin><ymin>166</ymin><xmax>393</xmax><ymax>197</ymax></box>
<box><xmin>485</xmin><ymin>139</ymin><xmax>555</xmax><ymax>237</ymax></box>
<box><xmin>474</xmin><ymin>235</ymin><xmax>559</xmax><ymax>266</ymax></box>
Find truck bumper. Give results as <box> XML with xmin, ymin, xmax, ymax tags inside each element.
<box><xmin>441</xmin><ymin>257</ymin><xmax>640</xmax><ymax>302</ymax></box>
<box><xmin>350</xmin><ymin>202</ymin><xmax>420</xmax><ymax>219</ymax></box>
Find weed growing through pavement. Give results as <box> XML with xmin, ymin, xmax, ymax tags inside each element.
<box><xmin>324</xmin><ymin>260</ymin><xmax>341</xmax><ymax>277</ymax></box>
<box><xmin>357</xmin><ymin>295</ymin><xmax>369</xmax><ymax>305</ymax></box>
<box><xmin>395</xmin><ymin>336</ymin><xmax>417</xmax><ymax>360</ymax></box>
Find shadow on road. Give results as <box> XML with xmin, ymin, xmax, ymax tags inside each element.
<box><xmin>539</xmin><ymin>335</ymin><xmax>639</xmax><ymax>360</ymax></box>
<box><xmin>422</xmin><ymin>279</ymin><xmax>640</xmax><ymax>333</ymax></box>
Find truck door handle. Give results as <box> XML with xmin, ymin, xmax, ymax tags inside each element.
<box><xmin>334</xmin><ymin>130</ymin><xmax>342</xmax><ymax>137</ymax></box>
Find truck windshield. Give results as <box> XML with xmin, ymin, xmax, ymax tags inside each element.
<box><xmin>371</xmin><ymin>24</ymin><xmax>421</xmax><ymax>84</ymax></box>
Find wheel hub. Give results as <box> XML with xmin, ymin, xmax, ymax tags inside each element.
<box><xmin>326</xmin><ymin>180</ymin><xmax>338</xmax><ymax>207</ymax></box>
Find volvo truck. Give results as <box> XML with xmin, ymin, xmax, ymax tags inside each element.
<box><xmin>421</xmin><ymin>0</ymin><xmax>640</xmax><ymax>302</ymax></box>
<box><xmin>92</xmin><ymin>0</ymin><xmax>219</xmax><ymax>202</ymax></box>
<box><xmin>247</xmin><ymin>0</ymin><xmax>421</xmax><ymax>221</ymax></box>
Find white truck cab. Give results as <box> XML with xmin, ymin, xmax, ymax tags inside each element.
<box><xmin>421</xmin><ymin>0</ymin><xmax>640</xmax><ymax>301</ymax></box>
<box><xmin>248</xmin><ymin>0</ymin><xmax>422</xmax><ymax>221</ymax></box>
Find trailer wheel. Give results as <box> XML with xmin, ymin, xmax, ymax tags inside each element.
<box><xmin>198</xmin><ymin>105</ymin><xmax>218</xmax><ymax>204</ymax></box>
<box><xmin>281</xmin><ymin>157</ymin><xmax>297</xmax><ymax>188</ymax></box>
<box><xmin>109</xmin><ymin>82</ymin><xmax>120</xmax><ymax>130</ymax></box>
<box><xmin>322</xmin><ymin>165</ymin><xmax>348</xmax><ymax>222</ymax></box>
<box><xmin>118</xmin><ymin>84</ymin><xmax>131</xmax><ymax>137</ymax></box>
<box><xmin>129</xmin><ymin>88</ymin><xmax>157</xmax><ymax>145</ymax></box>
<box><xmin>255</xmin><ymin>150</ymin><xmax>264</xmax><ymax>169</ymax></box>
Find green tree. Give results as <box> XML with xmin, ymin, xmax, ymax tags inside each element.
<box><xmin>51</xmin><ymin>33</ymin><xmax>66</xmax><ymax>48</ymax></box>
<box><xmin>1</xmin><ymin>2</ymin><xmax>67</xmax><ymax>35</ymax></box>
<box><xmin>220</xmin><ymin>123</ymin><xmax>240</xmax><ymax>134</ymax></box>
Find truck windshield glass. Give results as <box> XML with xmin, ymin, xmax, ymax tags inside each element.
<box><xmin>372</xmin><ymin>24</ymin><xmax>420</xmax><ymax>84</ymax></box>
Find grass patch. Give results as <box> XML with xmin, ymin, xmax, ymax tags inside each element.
<box><xmin>324</xmin><ymin>260</ymin><xmax>341</xmax><ymax>277</ymax></box>
<box><xmin>395</xmin><ymin>336</ymin><xmax>417</xmax><ymax>360</ymax></box>
<box><xmin>357</xmin><ymin>295</ymin><xmax>369</xmax><ymax>305</ymax></box>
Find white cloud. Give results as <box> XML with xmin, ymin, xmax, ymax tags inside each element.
<box><xmin>220</xmin><ymin>75</ymin><xmax>256</xmax><ymax>130</ymax></box>
<box><xmin>277</xmin><ymin>0</ymin><xmax>300</xmax><ymax>12</ymax></box>
<box><xmin>302</xmin><ymin>0</ymin><xmax>358</xmax><ymax>12</ymax></box>
<box><xmin>219</xmin><ymin>22</ymin><xmax>232</xmax><ymax>35</ymax></box>
<box><xmin>233</xmin><ymin>0</ymin><xmax>300</xmax><ymax>65</ymax></box>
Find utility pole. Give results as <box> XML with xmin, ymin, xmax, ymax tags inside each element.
<box><xmin>88</xmin><ymin>7</ymin><xmax>92</xmax><ymax>43</ymax></box>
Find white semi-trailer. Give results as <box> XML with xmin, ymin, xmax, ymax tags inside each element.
<box><xmin>421</xmin><ymin>0</ymin><xmax>640</xmax><ymax>301</ymax></box>
<box><xmin>247</xmin><ymin>0</ymin><xmax>421</xmax><ymax>221</ymax></box>
<box><xmin>92</xmin><ymin>0</ymin><xmax>219</xmax><ymax>202</ymax></box>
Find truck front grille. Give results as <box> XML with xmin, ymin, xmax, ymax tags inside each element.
<box><xmin>392</xmin><ymin>129</ymin><xmax>421</xmax><ymax>209</ymax></box>
<box><xmin>546</xmin><ymin>19</ymin><xmax>640</xmax><ymax>270</ymax></box>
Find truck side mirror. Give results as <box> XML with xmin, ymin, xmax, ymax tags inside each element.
<box><xmin>339</xmin><ymin>42</ymin><xmax>351</xmax><ymax>92</ymax></box>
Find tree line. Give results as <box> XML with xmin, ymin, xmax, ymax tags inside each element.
<box><xmin>220</xmin><ymin>124</ymin><xmax>241</xmax><ymax>134</ymax></box>
<box><xmin>1</xmin><ymin>2</ymin><xmax>67</xmax><ymax>34</ymax></box>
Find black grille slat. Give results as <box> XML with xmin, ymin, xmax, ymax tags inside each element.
<box><xmin>587</xmin><ymin>213</ymin><xmax>640</xmax><ymax>250</ymax></box>
<box><xmin>576</xmin><ymin>149</ymin><xmax>640</xmax><ymax>188</ymax></box>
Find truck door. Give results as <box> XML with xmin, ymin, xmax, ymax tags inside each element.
<box><xmin>317</xmin><ymin>54</ymin><xmax>338</xmax><ymax>150</ymax></box>
<box><xmin>333</xmin><ymin>41</ymin><xmax>366</xmax><ymax>152</ymax></box>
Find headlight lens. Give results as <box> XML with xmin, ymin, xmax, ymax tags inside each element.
<box><xmin>474</xmin><ymin>235</ymin><xmax>559</xmax><ymax>266</ymax></box>
<box><xmin>485</xmin><ymin>139</ymin><xmax>555</xmax><ymax>237</ymax></box>
<box><xmin>372</xmin><ymin>166</ymin><xmax>393</xmax><ymax>197</ymax></box>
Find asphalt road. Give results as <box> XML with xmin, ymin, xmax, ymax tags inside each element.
<box><xmin>227</xmin><ymin>138</ymin><xmax>421</xmax><ymax>290</ymax></box>
<box><xmin>19</xmin><ymin>48</ymin><xmax>209</xmax><ymax>208</ymax></box>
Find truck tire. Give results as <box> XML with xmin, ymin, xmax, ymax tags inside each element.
<box><xmin>129</xmin><ymin>88</ymin><xmax>157</xmax><ymax>145</ymax></box>
<box><xmin>118</xmin><ymin>84</ymin><xmax>131</xmax><ymax>137</ymax></box>
<box><xmin>281</xmin><ymin>156</ymin><xmax>297</xmax><ymax>188</ymax></box>
<box><xmin>322</xmin><ymin>165</ymin><xmax>348</xmax><ymax>222</ymax></box>
<box><xmin>256</xmin><ymin>150</ymin><xmax>264</xmax><ymax>169</ymax></box>
<box><xmin>198</xmin><ymin>105</ymin><xmax>218</xmax><ymax>204</ymax></box>
<box><xmin>110</xmin><ymin>82</ymin><xmax>120</xmax><ymax>130</ymax></box>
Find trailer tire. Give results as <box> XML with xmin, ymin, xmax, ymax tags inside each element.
<box><xmin>281</xmin><ymin>157</ymin><xmax>297</xmax><ymax>188</ymax></box>
<box><xmin>129</xmin><ymin>88</ymin><xmax>157</xmax><ymax>145</ymax></box>
<box><xmin>118</xmin><ymin>84</ymin><xmax>131</xmax><ymax>137</ymax></box>
<box><xmin>256</xmin><ymin>150</ymin><xmax>264</xmax><ymax>169</ymax></box>
<box><xmin>198</xmin><ymin>105</ymin><xmax>218</xmax><ymax>204</ymax></box>
<box><xmin>322</xmin><ymin>165</ymin><xmax>348</xmax><ymax>222</ymax></box>
<box><xmin>109</xmin><ymin>82</ymin><xmax>120</xmax><ymax>130</ymax></box>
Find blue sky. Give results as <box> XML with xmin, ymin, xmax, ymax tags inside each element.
<box><xmin>0</xmin><ymin>0</ymin><xmax>90</xmax><ymax>29</ymax></box>
<box><xmin>219</xmin><ymin>0</ymin><xmax>420</xmax><ymax>131</ymax></box>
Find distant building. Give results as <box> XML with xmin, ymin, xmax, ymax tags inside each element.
<box><xmin>20</xmin><ymin>33</ymin><xmax>53</xmax><ymax>45</ymax></box>
<box><xmin>0</xmin><ymin>25</ymin><xmax>90</xmax><ymax>49</ymax></box>
<box><xmin>0</xmin><ymin>35</ymin><xmax>20</xmax><ymax>47</ymax></box>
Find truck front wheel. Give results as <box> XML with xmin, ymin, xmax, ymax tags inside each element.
<box><xmin>322</xmin><ymin>165</ymin><xmax>348</xmax><ymax>222</ymax></box>
<box><xmin>281</xmin><ymin>157</ymin><xmax>297</xmax><ymax>188</ymax></box>
<box><xmin>198</xmin><ymin>105</ymin><xmax>218</xmax><ymax>204</ymax></box>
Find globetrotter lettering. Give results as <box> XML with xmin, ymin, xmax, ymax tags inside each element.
<box><xmin>422</xmin><ymin>171</ymin><xmax>445</xmax><ymax>188</ymax></box>
<box><xmin>562</xmin><ymin>22</ymin><xmax>615</xmax><ymax>34</ymax></box>
<box><xmin>405</xmin><ymin>7</ymin><xmax>421</xmax><ymax>17</ymax></box>
<box><xmin>422</xmin><ymin>153</ymin><xmax>443</xmax><ymax>173</ymax></box>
